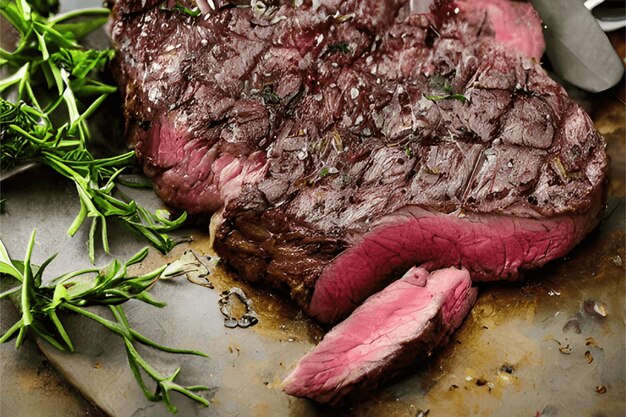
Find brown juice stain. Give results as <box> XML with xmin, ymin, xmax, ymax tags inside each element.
<box><xmin>191</xmin><ymin>232</ymin><xmax>325</xmax><ymax>344</ymax></box>
<box><xmin>130</xmin><ymin>230</ymin><xmax>324</xmax><ymax>342</ymax></box>
<box><xmin>13</xmin><ymin>361</ymin><xmax>105</xmax><ymax>417</ymax></box>
<box><xmin>17</xmin><ymin>366</ymin><xmax>62</xmax><ymax>392</ymax></box>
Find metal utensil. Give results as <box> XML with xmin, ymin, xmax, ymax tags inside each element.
<box><xmin>531</xmin><ymin>0</ymin><xmax>624</xmax><ymax>92</ymax></box>
<box><xmin>585</xmin><ymin>0</ymin><xmax>626</xmax><ymax>32</ymax></box>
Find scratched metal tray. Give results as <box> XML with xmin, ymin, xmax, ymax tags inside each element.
<box><xmin>1</xmin><ymin>2</ymin><xmax>624</xmax><ymax>416</ymax></box>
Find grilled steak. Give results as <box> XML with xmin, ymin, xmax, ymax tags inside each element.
<box><xmin>282</xmin><ymin>266</ymin><xmax>477</xmax><ymax>405</ymax></box>
<box><xmin>109</xmin><ymin>0</ymin><xmax>608</xmax><ymax>405</ymax></box>
<box><xmin>109</xmin><ymin>0</ymin><xmax>607</xmax><ymax>324</ymax></box>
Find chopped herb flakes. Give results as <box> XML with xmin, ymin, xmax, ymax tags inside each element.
<box><xmin>262</xmin><ymin>85</ymin><xmax>281</xmax><ymax>104</ymax></box>
<box><xmin>425</xmin><ymin>80</ymin><xmax>467</xmax><ymax>103</ymax></box>
<box><xmin>425</xmin><ymin>93</ymin><xmax>468</xmax><ymax>103</ymax></box>
<box><xmin>159</xmin><ymin>1</ymin><xmax>201</xmax><ymax>17</ymax></box>
<box><xmin>328</xmin><ymin>41</ymin><xmax>351</xmax><ymax>54</ymax></box>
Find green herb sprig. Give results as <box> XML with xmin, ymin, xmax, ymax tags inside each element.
<box><xmin>424</xmin><ymin>93</ymin><xmax>468</xmax><ymax>103</ymax></box>
<box><xmin>0</xmin><ymin>1</ymin><xmax>187</xmax><ymax>262</ymax></box>
<box><xmin>327</xmin><ymin>41</ymin><xmax>351</xmax><ymax>54</ymax></box>
<box><xmin>0</xmin><ymin>231</ymin><xmax>210</xmax><ymax>413</ymax></box>
<box><xmin>260</xmin><ymin>84</ymin><xmax>281</xmax><ymax>104</ymax></box>
<box><xmin>159</xmin><ymin>1</ymin><xmax>202</xmax><ymax>17</ymax></box>
<box><xmin>424</xmin><ymin>83</ymin><xmax>468</xmax><ymax>103</ymax></box>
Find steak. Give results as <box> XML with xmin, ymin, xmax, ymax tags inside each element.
<box><xmin>282</xmin><ymin>266</ymin><xmax>477</xmax><ymax>405</ymax></box>
<box><xmin>109</xmin><ymin>0</ymin><xmax>608</xmax><ymax>405</ymax></box>
<box><xmin>109</xmin><ymin>0</ymin><xmax>607</xmax><ymax>324</ymax></box>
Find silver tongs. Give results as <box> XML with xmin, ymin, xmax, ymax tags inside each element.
<box><xmin>531</xmin><ymin>0</ymin><xmax>624</xmax><ymax>92</ymax></box>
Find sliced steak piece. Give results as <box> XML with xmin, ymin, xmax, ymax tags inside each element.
<box><xmin>305</xmin><ymin>204</ymin><xmax>599</xmax><ymax>323</ymax></box>
<box><xmin>109</xmin><ymin>0</ymin><xmax>608</xmax><ymax>324</ymax></box>
<box><xmin>282</xmin><ymin>266</ymin><xmax>477</xmax><ymax>405</ymax></box>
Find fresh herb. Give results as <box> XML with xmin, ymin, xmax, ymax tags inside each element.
<box><xmin>159</xmin><ymin>1</ymin><xmax>201</xmax><ymax>17</ymax></box>
<box><xmin>261</xmin><ymin>84</ymin><xmax>280</xmax><ymax>104</ymax></box>
<box><xmin>327</xmin><ymin>41</ymin><xmax>351</xmax><ymax>54</ymax></box>
<box><xmin>0</xmin><ymin>231</ymin><xmax>210</xmax><ymax>413</ymax></box>
<box><xmin>424</xmin><ymin>93</ymin><xmax>467</xmax><ymax>103</ymax></box>
<box><xmin>425</xmin><ymin>81</ymin><xmax>467</xmax><ymax>103</ymax></box>
<box><xmin>0</xmin><ymin>1</ymin><xmax>187</xmax><ymax>262</ymax></box>
<box><xmin>318</xmin><ymin>167</ymin><xmax>330</xmax><ymax>178</ymax></box>
<box><xmin>405</xmin><ymin>144</ymin><xmax>413</xmax><ymax>158</ymax></box>
<box><xmin>172</xmin><ymin>3</ymin><xmax>201</xmax><ymax>16</ymax></box>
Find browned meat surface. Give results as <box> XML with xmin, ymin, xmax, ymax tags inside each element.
<box><xmin>109</xmin><ymin>0</ymin><xmax>607</xmax><ymax>322</ymax></box>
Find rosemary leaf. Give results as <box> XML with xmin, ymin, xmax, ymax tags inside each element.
<box><xmin>0</xmin><ymin>232</ymin><xmax>210</xmax><ymax>412</ymax></box>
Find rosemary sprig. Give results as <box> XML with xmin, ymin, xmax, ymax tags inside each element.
<box><xmin>0</xmin><ymin>230</ymin><xmax>210</xmax><ymax>413</ymax></box>
<box><xmin>424</xmin><ymin>82</ymin><xmax>468</xmax><ymax>103</ymax></box>
<box><xmin>0</xmin><ymin>0</ymin><xmax>187</xmax><ymax>262</ymax></box>
<box><xmin>159</xmin><ymin>1</ymin><xmax>202</xmax><ymax>17</ymax></box>
<box><xmin>424</xmin><ymin>93</ymin><xmax>468</xmax><ymax>103</ymax></box>
<box><xmin>327</xmin><ymin>41</ymin><xmax>351</xmax><ymax>54</ymax></box>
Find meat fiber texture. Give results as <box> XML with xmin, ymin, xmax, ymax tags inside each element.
<box><xmin>109</xmin><ymin>0</ymin><xmax>608</xmax><ymax>324</ymax></box>
<box><xmin>282</xmin><ymin>266</ymin><xmax>477</xmax><ymax>405</ymax></box>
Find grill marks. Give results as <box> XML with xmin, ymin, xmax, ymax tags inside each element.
<box><xmin>110</xmin><ymin>0</ymin><xmax>606</xmax><ymax>322</ymax></box>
